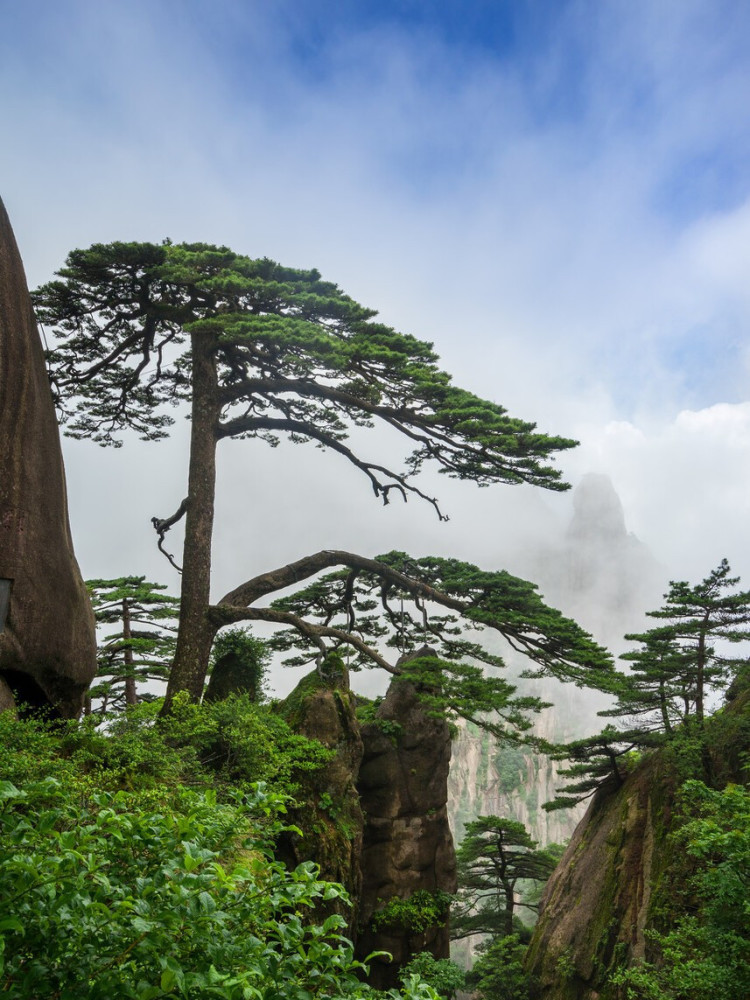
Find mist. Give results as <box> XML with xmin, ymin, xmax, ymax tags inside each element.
<box><xmin>2</xmin><ymin>1</ymin><xmax>749</xmax><ymax>694</ymax></box>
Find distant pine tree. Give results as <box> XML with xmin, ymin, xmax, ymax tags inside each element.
<box><xmin>452</xmin><ymin>816</ymin><xmax>558</xmax><ymax>938</ymax></box>
<box><xmin>545</xmin><ymin>561</ymin><xmax>750</xmax><ymax>809</ymax></box>
<box><xmin>86</xmin><ymin>577</ymin><xmax>179</xmax><ymax>714</ymax></box>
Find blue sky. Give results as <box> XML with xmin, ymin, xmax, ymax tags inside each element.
<box><xmin>2</xmin><ymin>0</ymin><xmax>750</xmax><ymax>661</ymax></box>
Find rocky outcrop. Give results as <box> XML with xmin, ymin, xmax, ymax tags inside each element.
<box><xmin>525</xmin><ymin>758</ymin><xmax>672</xmax><ymax>1000</ymax></box>
<box><xmin>525</xmin><ymin>689</ymin><xmax>750</xmax><ymax>999</ymax></box>
<box><xmin>204</xmin><ymin>651</ymin><xmax>260</xmax><ymax>703</ymax></box>
<box><xmin>0</xmin><ymin>197</ymin><xmax>96</xmax><ymax>716</ymax></box>
<box><xmin>356</xmin><ymin>653</ymin><xmax>457</xmax><ymax>990</ymax></box>
<box><xmin>275</xmin><ymin>666</ymin><xmax>365</xmax><ymax>934</ymax></box>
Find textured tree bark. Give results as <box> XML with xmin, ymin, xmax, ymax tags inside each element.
<box><xmin>162</xmin><ymin>330</ymin><xmax>220</xmax><ymax>709</ymax></box>
<box><xmin>0</xmin><ymin>197</ymin><xmax>96</xmax><ymax>716</ymax></box>
<box><xmin>122</xmin><ymin>598</ymin><xmax>137</xmax><ymax>707</ymax></box>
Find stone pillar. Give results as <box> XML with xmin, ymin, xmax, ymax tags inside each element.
<box><xmin>356</xmin><ymin>649</ymin><xmax>457</xmax><ymax>989</ymax></box>
<box><xmin>276</xmin><ymin>667</ymin><xmax>365</xmax><ymax>936</ymax></box>
<box><xmin>0</xmin><ymin>197</ymin><xmax>96</xmax><ymax>716</ymax></box>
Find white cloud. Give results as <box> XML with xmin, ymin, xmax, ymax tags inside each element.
<box><xmin>2</xmin><ymin>0</ymin><xmax>750</xmax><ymax>695</ymax></box>
<box><xmin>568</xmin><ymin>402</ymin><xmax>750</xmax><ymax>585</ymax></box>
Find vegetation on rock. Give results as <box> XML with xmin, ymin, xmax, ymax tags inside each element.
<box><xmin>610</xmin><ymin>777</ymin><xmax>750</xmax><ymax>1000</ymax></box>
<box><xmin>525</xmin><ymin>670</ymin><xmax>750</xmax><ymax>999</ymax></box>
<box><xmin>0</xmin><ymin>706</ymin><xmax>438</xmax><ymax>1000</ymax></box>
<box><xmin>545</xmin><ymin>561</ymin><xmax>750</xmax><ymax>811</ymax></box>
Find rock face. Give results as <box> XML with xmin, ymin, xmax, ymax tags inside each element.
<box><xmin>525</xmin><ymin>689</ymin><xmax>750</xmax><ymax>1000</ymax></box>
<box><xmin>525</xmin><ymin>759</ymin><xmax>671</xmax><ymax>1000</ymax></box>
<box><xmin>204</xmin><ymin>651</ymin><xmax>260</xmax><ymax>703</ymax></box>
<box><xmin>0</xmin><ymin>197</ymin><xmax>96</xmax><ymax>716</ymax></box>
<box><xmin>449</xmin><ymin>475</ymin><xmax>663</xmax><ymax>849</ymax></box>
<box><xmin>356</xmin><ymin>654</ymin><xmax>457</xmax><ymax>990</ymax></box>
<box><xmin>276</xmin><ymin>668</ymin><xmax>365</xmax><ymax>935</ymax></box>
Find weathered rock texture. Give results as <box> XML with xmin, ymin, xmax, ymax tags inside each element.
<box><xmin>0</xmin><ymin>197</ymin><xmax>96</xmax><ymax>716</ymax></box>
<box><xmin>356</xmin><ymin>655</ymin><xmax>457</xmax><ymax>990</ymax></box>
<box><xmin>525</xmin><ymin>688</ymin><xmax>750</xmax><ymax>1000</ymax></box>
<box><xmin>525</xmin><ymin>761</ymin><xmax>671</xmax><ymax>1000</ymax></box>
<box><xmin>276</xmin><ymin>668</ymin><xmax>365</xmax><ymax>935</ymax></box>
<box><xmin>448</xmin><ymin>475</ymin><xmax>664</xmax><ymax>968</ymax></box>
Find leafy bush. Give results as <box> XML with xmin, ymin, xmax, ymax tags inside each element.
<box><xmin>209</xmin><ymin>627</ymin><xmax>270</xmax><ymax>703</ymax></box>
<box><xmin>610</xmin><ymin>779</ymin><xmax>750</xmax><ymax>1000</ymax></box>
<box><xmin>400</xmin><ymin>953</ymin><xmax>466</xmax><ymax>999</ymax></box>
<box><xmin>0</xmin><ymin>776</ymin><xmax>438</xmax><ymax>999</ymax></box>
<box><xmin>465</xmin><ymin>934</ymin><xmax>533</xmax><ymax>1000</ymax></box>
<box><xmin>0</xmin><ymin>696</ymin><xmax>333</xmax><ymax>798</ymax></box>
<box><xmin>371</xmin><ymin>891</ymin><xmax>453</xmax><ymax>934</ymax></box>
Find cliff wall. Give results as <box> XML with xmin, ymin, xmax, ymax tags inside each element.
<box><xmin>525</xmin><ymin>691</ymin><xmax>750</xmax><ymax>999</ymax></box>
<box><xmin>0</xmin><ymin>197</ymin><xmax>96</xmax><ymax>716</ymax></box>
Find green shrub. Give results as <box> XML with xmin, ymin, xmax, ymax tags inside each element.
<box><xmin>400</xmin><ymin>953</ymin><xmax>466</xmax><ymax>999</ymax></box>
<box><xmin>0</xmin><ymin>775</ymin><xmax>438</xmax><ymax>999</ymax></box>
<box><xmin>371</xmin><ymin>891</ymin><xmax>453</xmax><ymax>934</ymax></box>
<box><xmin>610</xmin><ymin>780</ymin><xmax>750</xmax><ymax>1000</ymax></box>
<box><xmin>465</xmin><ymin>934</ymin><xmax>533</xmax><ymax>1000</ymax></box>
<box><xmin>0</xmin><ymin>696</ymin><xmax>333</xmax><ymax>798</ymax></box>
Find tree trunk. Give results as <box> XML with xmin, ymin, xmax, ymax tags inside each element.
<box><xmin>122</xmin><ymin>597</ymin><xmax>138</xmax><ymax>707</ymax></box>
<box><xmin>658</xmin><ymin>683</ymin><xmax>671</xmax><ymax>735</ymax></box>
<box><xmin>695</xmin><ymin>631</ymin><xmax>706</xmax><ymax>727</ymax></box>
<box><xmin>163</xmin><ymin>331</ymin><xmax>221</xmax><ymax>711</ymax></box>
<box><xmin>503</xmin><ymin>882</ymin><xmax>515</xmax><ymax>936</ymax></box>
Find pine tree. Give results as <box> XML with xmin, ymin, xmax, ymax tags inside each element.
<box><xmin>542</xmin><ymin>725</ymin><xmax>661</xmax><ymax>812</ymax></box>
<box><xmin>36</xmin><ymin>241</ymin><xmax>611</xmax><ymax>715</ymax></box>
<box><xmin>452</xmin><ymin>816</ymin><xmax>558</xmax><ymax>939</ymax></box>
<box><xmin>87</xmin><ymin>577</ymin><xmax>179</xmax><ymax>714</ymax></box>
<box><xmin>544</xmin><ymin>561</ymin><xmax>750</xmax><ymax>810</ymax></box>
<box><xmin>634</xmin><ymin>560</ymin><xmax>750</xmax><ymax>728</ymax></box>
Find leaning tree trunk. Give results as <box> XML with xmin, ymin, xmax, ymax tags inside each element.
<box><xmin>162</xmin><ymin>331</ymin><xmax>221</xmax><ymax>711</ymax></box>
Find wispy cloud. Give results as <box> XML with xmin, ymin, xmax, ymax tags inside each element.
<box><xmin>2</xmin><ymin>0</ymin><xmax>749</xmax><ymax>669</ymax></box>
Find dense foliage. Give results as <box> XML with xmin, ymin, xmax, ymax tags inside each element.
<box><xmin>0</xmin><ymin>710</ymin><xmax>438</xmax><ymax>1000</ymax></box>
<box><xmin>465</xmin><ymin>934</ymin><xmax>533</xmax><ymax>1000</ymax></box>
<box><xmin>206</xmin><ymin>627</ymin><xmax>270</xmax><ymax>704</ymax></box>
<box><xmin>610</xmin><ymin>778</ymin><xmax>750</xmax><ymax>1000</ymax></box>
<box><xmin>370</xmin><ymin>891</ymin><xmax>453</xmax><ymax>936</ymax></box>
<box><xmin>399</xmin><ymin>953</ymin><xmax>466</xmax><ymax>1000</ymax></box>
